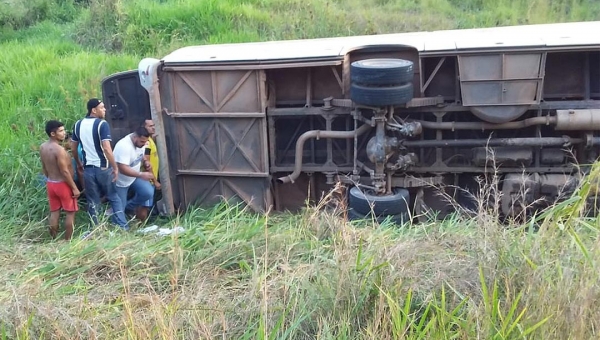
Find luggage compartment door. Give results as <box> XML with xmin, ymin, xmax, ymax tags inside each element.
<box><xmin>160</xmin><ymin>69</ymin><xmax>272</xmax><ymax>212</ymax></box>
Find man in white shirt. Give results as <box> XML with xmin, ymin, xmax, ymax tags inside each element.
<box><xmin>113</xmin><ymin>126</ymin><xmax>155</xmax><ymax>222</ymax></box>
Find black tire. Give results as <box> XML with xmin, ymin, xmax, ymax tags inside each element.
<box><xmin>348</xmin><ymin>187</ymin><xmax>410</xmax><ymax>216</ymax></box>
<box><xmin>348</xmin><ymin>208</ymin><xmax>369</xmax><ymax>221</ymax></box>
<box><xmin>379</xmin><ymin>212</ymin><xmax>409</xmax><ymax>225</ymax></box>
<box><xmin>347</xmin><ymin>208</ymin><xmax>408</xmax><ymax>225</ymax></box>
<box><xmin>350</xmin><ymin>83</ymin><xmax>414</xmax><ymax>107</ymax></box>
<box><xmin>351</xmin><ymin>59</ymin><xmax>414</xmax><ymax>86</ymax></box>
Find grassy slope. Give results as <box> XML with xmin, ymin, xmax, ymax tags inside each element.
<box><xmin>1</xmin><ymin>0</ymin><xmax>600</xmax><ymax>338</ymax></box>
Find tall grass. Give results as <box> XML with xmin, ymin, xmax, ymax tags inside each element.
<box><xmin>1</xmin><ymin>0</ymin><xmax>600</xmax><ymax>338</ymax></box>
<box><xmin>0</xmin><ymin>0</ymin><xmax>81</xmax><ymax>30</ymax></box>
<box><xmin>4</xmin><ymin>0</ymin><xmax>600</xmax><ymax>56</ymax></box>
<box><xmin>102</xmin><ymin>0</ymin><xmax>600</xmax><ymax>56</ymax></box>
<box><xmin>0</xmin><ymin>182</ymin><xmax>599</xmax><ymax>338</ymax></box>
<box><xmin>0</xmin><ymin>22</ymin><xmax>137</xmax><ymax>235</ymax></box>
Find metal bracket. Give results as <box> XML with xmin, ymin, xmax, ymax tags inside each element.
<box><xmin>405</xmin><ymin>96</ymin><xmax>445</xmax><ymax>108</ymax></box>
<box><xmin>323</xmin><ymin>97</ymin><xmax>353</xmax><ymax>110</ymax></box>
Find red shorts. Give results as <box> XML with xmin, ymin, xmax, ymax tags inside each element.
<box><xmin>46</xmin><ymin>181</ymin><xmax>78</xmax><ymax>212</ymax></box>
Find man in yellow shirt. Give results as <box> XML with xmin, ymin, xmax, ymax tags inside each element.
<box><xmin>142</xmin><ymin>119</ymin><xmax>160</xmax><ymax>185</ymax></box>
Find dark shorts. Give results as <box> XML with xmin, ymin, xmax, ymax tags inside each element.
<box><xmin>47</xmin><ymin>181</ymin><xmax>78</xmax><ymax>212</ymax></box>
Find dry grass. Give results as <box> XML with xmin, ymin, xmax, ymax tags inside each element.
<box><xmin>0</xmin><ymin>166</ymin><xmax>599</xmax><ymax>338</ymax></box>
<box><xmin>2</xmin><ymin>0</ymin><xmax>600</xmax><ymax>338</ymax></box>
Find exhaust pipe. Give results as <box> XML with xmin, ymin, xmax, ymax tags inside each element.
<box><xmin>277</xmin><ymin>124</ymin><xmax>372</xmax><ymax>184</ymax></box>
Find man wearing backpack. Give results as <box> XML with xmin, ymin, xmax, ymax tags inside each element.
<box><xmin>71</xmin><ymin>98</ymin><xmax>129</xmax><ymax>231</ymax></box>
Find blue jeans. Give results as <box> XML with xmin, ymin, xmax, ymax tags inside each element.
<box><xmin>116</xmin><ymin>178</ymin><xmax>154</xmax><ymax>213</ymax></box>
<box><xmin>83</xmin><ymin>166</ymin><xmax>129</xmax><ymax>230</ymax></box>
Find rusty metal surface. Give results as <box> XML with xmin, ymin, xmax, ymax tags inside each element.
<box><xmin>404</xmin><ymin>166</ymin><xmax>576</xmax><ymax>174</ymax></box>
<box><xmin>501</xmin><ymin>173</ymin><xmax>578</xmax><ymax>217</ymax></box>
<box><xmin>267</xmin><ymin>107</ymin><xmax>351</xmax><ymax>117</ymax></box>
<box><xmin>405</xmin><ymin>96</ymin><xmax>445</xmax><ymax>107</ymax></box>
<box><xmin>540</xmin><ymin>149</ymin><xmax>565</xmax><ymax>165</ymax></box>
<box><xmin>393</xmin><ymin>100</ymin><xmax>600</xmax><ymax>113</ymax></box>
<box><xmin>390</xmin><ymin>176</ymin><xmax>443</xmax><ymax>187</ymax></box>
<box><xmin>277</xmin><ymin>124</ymin><xmax>371</xmax><ymax>184</ymax></box>
<box><xmin>420</xmin><ymin>56</ymin><xmax>457</xmax><ymax>99</ymax></box>
<box><xmin>421</xmin><ymin>57</ymin><xmax>446</xmax><ymax>95</ymax></box>
<box><xmin>403</xmin><ymin>136</ymin><xmax>587</xmax><ymax>148</ymax></box>
<box><xmin>471</xmin><ymin>147</ymin><xmax>533</xmax><ymax>167</ymax></box>
<box><xmin>457</xmin><ymin>53</ymin><xmax>545</xmax><ymax>123</ymax></box>
<box><xmin>270</xmin><ymin>114</ymin><xmax>356</xmax><ymax>167</ymax></box>
<box><xmin>175</xmin><ymin>116</ymin><xmax>268</xmax><ymax>174</ymax></box>
<box><xmin>468</xmin><ymin>106</ymin><xmax>530</xmax><ymax>124</ymax></box>
<box><xmin>272</xmin><ymin>173</ymin><xmax>336</xmax><ymax>212</ymax></box>
<box><xmin>339</xmin><ymin>175</ymin><xmax>443</xmax><ymax>188</ymax></box>
<box><xmin>267</xmin><ymin>65</ymin><xmax>344</xmax><ymax>106</ymax></box>
<box><xmin>543</xmin><ymin>52</ymin><xmax>587</xmax><ymax>99</ymax></box>
<box><xmin>163</xmin><ymin>69</ymin><xmax>271</xmax><ymax>212</ymax></box>
<box><xmin>501</xmin><ymin>173</ymin><xmax>539</xmax><ymax>217</ymax></box>
<box><xmin>147</xmin><ymin>67</ymin><xmax>175</xmax><ymax>215</ymax></box>
<box><xmin>412</xmin><ymin>116</ymin><xmax>555</xmax><ymax>130</ymax></box>
<box><xmin>178</xmin><ymin>175</ymin><xmax>271</xmax><ymax>210</ymax></box>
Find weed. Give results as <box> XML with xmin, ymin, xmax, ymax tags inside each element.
<box><xmin>1</xmin><ymin>0</ymin><xmax>600</xmax><ymax>338</ymax></box>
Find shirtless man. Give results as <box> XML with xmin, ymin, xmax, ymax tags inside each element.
<box><xmin>40</xmin><ymin>120</ymin><xmax>81</xmax><ymax>240</ymax></box>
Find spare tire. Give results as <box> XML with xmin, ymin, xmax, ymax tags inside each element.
<box><xmin>348</xmin><ymin>187</ymin><xmax>410</xmax><ymax>216</ymax></box>
<box><xmin>351</xmin><ymin>58</ymin><xmax>414</xmax><ymax>86</ymax></box>
<box><xmin>350</xmin><ymin>83</ymin><xmax>414</xmax><ymax>107</ymax></box>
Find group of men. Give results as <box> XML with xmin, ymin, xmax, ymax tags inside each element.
<box><xmin>40</xmin><ymin>98</ymin><xmax>161</xmax><ymax>240</ymax></box>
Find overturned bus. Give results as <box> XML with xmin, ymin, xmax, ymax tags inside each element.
<box><xmin>101</xmin><ymin>21</ymin><xmax>600</xmax><ymax>222</ymax></box>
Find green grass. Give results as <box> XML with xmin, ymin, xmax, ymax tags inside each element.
<box><xmin>1</xmin><ymin>196</ymin><xmax>600</xmax><ymax>338</ymax></box>
<box><xmin>1</xmin><ymin>0</ymin><xmax>600</xmax><ymax>338</ymax></box>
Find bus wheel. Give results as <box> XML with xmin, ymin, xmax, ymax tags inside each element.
<box><xmin>348</xmin><ymin>186</ymin><xmax>410</xmax><ymax>216</ymax></box>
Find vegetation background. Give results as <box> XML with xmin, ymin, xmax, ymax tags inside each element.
<box><xmin>1</xmin><ymin>0</ymin><xmax>600</xmax><ymax>338</ymax></box>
